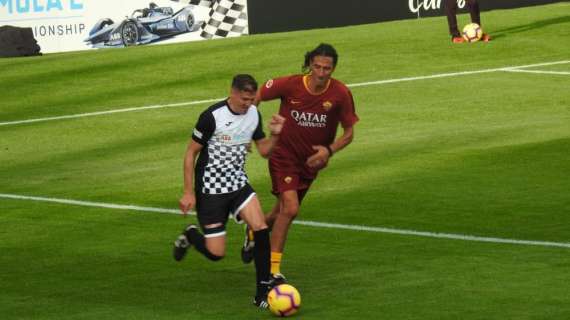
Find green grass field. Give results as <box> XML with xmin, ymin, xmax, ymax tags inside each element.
<box><xmin>1</xmin><ymin>3</ymin><xmax>570</xmax><ymax>319</ymax></box>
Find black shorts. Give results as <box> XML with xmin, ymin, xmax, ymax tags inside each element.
<box><xmin>195</xmin><ymin>183</ymin><xmax>256</xmax><ymax>238</ymax></box>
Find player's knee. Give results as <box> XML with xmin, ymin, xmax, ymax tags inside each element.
<box><xmin>281</xmin><ymin>204</ymin><xmax>299</xmax><ymax>219</ymax></box>
<box><xmin>205</xmin><ymin>244</ymin><xmax>225</xmax><ymax>260</ymax></box>
<box><xmin>203</xmin><ymin>223</ymin><xmax>226</xmax><ymax>259</ymax></box>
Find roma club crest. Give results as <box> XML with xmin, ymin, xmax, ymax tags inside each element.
<box><xmin>322</xmin><ymin>101</ymin><xmax>333</xmax><ymax>111</ymax></box>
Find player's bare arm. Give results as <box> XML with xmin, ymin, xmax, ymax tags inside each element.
<box><xmin>306</xmin><ymin>125</ymin><xmax>354</xmax><ymax>168</ymax></box>
<box><xmin>255</xmin><ymin>114</ymin><xmax>285</xmax><ymax>158</ymax></box>
<box><xmin>179</xmin><ymin>140</ymin><xmax>203</xmax><ymax>215</ymax></box>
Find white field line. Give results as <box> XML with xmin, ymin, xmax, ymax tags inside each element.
<box><xmin>0</xmin><ymin>98</ymin><xmax>223</xmax><ymax>127</ymax></box>
<box><xmin>0</xmin><ymin>193</ymin><xmax>182</xmax><ymax>215</ymax></box>
<box><xmin>347</xmin><ymin>60</ymin><xmax>570</xmax><ymax>88</ymax></box>
<box><xmin>502</xmin><ymin>69</ymin><xmax>570</xmax><ymax>75</ymax></box>
<box><xmin>1</xmin><ymin>60</ymin><xmax>569</xmax><ymax>127</ymax></box>
<box><xmin>2</xmin><ymin>192</ymin><xmax>569</xmax><ymax>249</ymax></box>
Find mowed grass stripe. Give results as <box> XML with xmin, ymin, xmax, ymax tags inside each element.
<box><xmin>1</xmin><ymin>5</ymin><xmax>570</xmax><ymax>319</ymax></box>
<box><xmin>1</xmin><ymin>60</ymin><xmax>568</xmax><ymax>127</ymax></box>
<box><xmin>0</xmin><ymin>98</ymin><xmax>223</xmax><ymax>127</ymax></box>
<box><xmin>2</xmin><ymin>193</ymin><xmax>569</xmax><ymax>249</ymax></box>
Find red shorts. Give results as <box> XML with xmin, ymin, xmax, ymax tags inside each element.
<box><xmin>269</xmin><ymin>157</ymin><xmax>321</xmax><ymax>202</ymax></box>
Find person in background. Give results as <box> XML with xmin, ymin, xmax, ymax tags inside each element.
<box><xmin>445</xmin><ymin>0</ymin><xmax>491</xmax><ymax>43</ymax></box>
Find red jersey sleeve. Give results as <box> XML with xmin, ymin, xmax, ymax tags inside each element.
<box><xmin>338</xmin><ymin>86</ymin><xmax>359</xmax><ymax>128</ymax></box>
<box><xmin>259</xmin><ymin>76</ymin><xmax>295</xmax><ymax>101</ymax></box>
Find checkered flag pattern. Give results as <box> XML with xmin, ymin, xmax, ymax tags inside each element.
<box><xmin>202</xmin><ymin>143</ymin><xmax>248</xmax><ymax>194</ymax></box>
<box><xmin>186</xmin><ymin>0</ymin><xmax>215</xmax><ymax>7</ymax></box>
<box><xmin>200</xmin><ymin>0</ymin><xmax>248</xmax><ymax>39</ymax></box>
<box><xmin>175</xmin><ymin>0</ymin><xmax>248</xmax><ymax>39</ymax></box>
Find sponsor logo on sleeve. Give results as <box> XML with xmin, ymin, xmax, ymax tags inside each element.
<box><xmin>265</xmin><ymin>79</ymin><xmax>274</xmax><ymax>89</ymax></box>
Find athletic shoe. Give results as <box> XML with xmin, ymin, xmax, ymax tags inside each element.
<box><xmin>253</xmin><ymin>295</ymin><xmax>269</xmax><ymax>309</ymax></box>
<box><xmin>451</xmin><ymin>36</ymin><xmax>465</xmax><ymax>43</ymax></box>
<box><xmin>173</xmin><ymin>235</ymin><xmax>190</xmax><ymax>261</ymax></box>
<box><xmin>271</xmin><ymin>273</ymin><xmax>287</xmax><ymax>286</ymax></box>
<box><xmin>172</xmin><ymin>225</ymin><xmax>196</xmax><ymax>261</ymax></box>
<box><xmin>481</xmin><ymin>33</ymin><xmax>491</xmax><ymax>42</ymax></box>
<box><xmin>241</xmin><ymin>225</ymin><xmax>254</xmax><ymax>264</ymax></box>
<box><xmin>253</xmin><ymin>279</ymin><xmax>273</xmax><ymax>309</ymax></box>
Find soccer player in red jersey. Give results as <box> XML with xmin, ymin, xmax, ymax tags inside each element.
<box><xmin>241</xmin><ymin>44</ymin><xmax>359</xmax><ymax>283</ymax></box>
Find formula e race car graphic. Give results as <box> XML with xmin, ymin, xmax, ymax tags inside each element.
<box><xmin>85</xmin><ymin>2</ymin><xmax>203</xmax><ymax>48</ymax></box>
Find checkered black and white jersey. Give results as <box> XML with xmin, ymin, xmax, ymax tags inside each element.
<box><xmin>192</xmin><ymin>100</ymin><xmax>265</xmax><ymax>194</ymax></box>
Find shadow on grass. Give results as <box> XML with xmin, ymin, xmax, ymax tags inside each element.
<box><xmin>491</xmin><ymin>15</ymin><xmax>570</xmax><ymax>40</ymax></box>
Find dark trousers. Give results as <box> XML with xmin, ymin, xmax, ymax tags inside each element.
<box><xmin>445</xmin><ymin>0</ymin><xmax>481</xmax><ymax>37</ymax></box>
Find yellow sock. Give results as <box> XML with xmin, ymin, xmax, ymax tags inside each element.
<box><xmin>248</xmin><ymin>228</ymin><xmax>254</xmax><ymax>241</ymax></box>
<box><xmin>270</xmin><ymin>252</ymin><xmax>283</xmax><ymax>275</ymax></box>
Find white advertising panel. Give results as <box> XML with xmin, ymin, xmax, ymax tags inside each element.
<box><xmin>0</xmin><ymin>0</ymin><xmax>248</xmax><ymax>53</ymax></box>
<box><xmin>408</xmin><ymin>0</ymin><xmax>466</xmax><ymax>16</ymax></box>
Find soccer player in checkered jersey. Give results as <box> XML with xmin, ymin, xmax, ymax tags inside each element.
<box><xmin>446</xmin><ymin>0</ymin><xmax>491</xmax><ymax>43</ymax></box>
<box><xmin>241</xmin><ymin>44</ymin><xmax>359</xmax><ymax>283</ymax></box>
<box><xmin>173</xmin><ymin>74</ymin><xmax>285</xmax><ymax>308</ymax></box>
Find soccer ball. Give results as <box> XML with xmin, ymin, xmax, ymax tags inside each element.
<box><xmin>268</xmin><ymin>284</ymin><xmax>301</xmax><ymax>317</ymax></box>
<box><xmin>462</xmin><ymin>23</ymin><xmax>483</xmax><ymax>42</ymax></box>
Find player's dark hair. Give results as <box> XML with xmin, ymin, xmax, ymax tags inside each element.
<box><xmin>232</xmin><ymin>74</ymin><xmax>258</xmax><ymax>93</ymax></box>
<box><xmin>302</xmin><ymin>43</ymin><xmax>338</xmax><ymax>73</ymax></box>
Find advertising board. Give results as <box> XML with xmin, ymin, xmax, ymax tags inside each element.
<box><xmin>0</xmin><ymin>0</ymin><xmax>248</xmax><ymax>53</ymax></box>
<box><xmin>247</xmin><ymin>0</ymin><xmax>565</xmax><ymax>34</ymax></box>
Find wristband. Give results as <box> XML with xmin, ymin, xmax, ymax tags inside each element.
<box><xmin>325</xmin><ymin>145</ymin><xmax>333</xmax><ymax>157</ymax></box>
